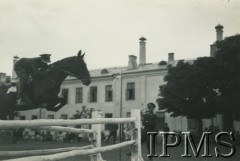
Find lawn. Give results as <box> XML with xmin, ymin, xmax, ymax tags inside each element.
<box><xmin>0</xmin><ymin>141</ymin><xmax>239</xmax><ymax>161</ymax></box>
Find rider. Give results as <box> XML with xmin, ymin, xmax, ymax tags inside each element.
<box><xmin>14</xmin><ymin>54</ymin><xmax>51</xmax><ymax>106</ymax></box>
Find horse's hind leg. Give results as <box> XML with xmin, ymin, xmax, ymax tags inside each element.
<box><xmin>0</xmin><ymin>92</ymin><xmax>17</xmax><ymax>120</ymax></box>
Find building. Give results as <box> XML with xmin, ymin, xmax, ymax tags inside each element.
<box><xmin>0</xmin><ymin>73</ymin><xmax>11</xmax><ymax>85</ymax></box>
<box><xmin>18</xmin><ymin>37</ymin><xmax>187</xmax><ymax>131</ymax></box>
<box><xmin>15</xmin><ymin>25</ymin><xmax>240</xmax><ymax>132</ymax></box>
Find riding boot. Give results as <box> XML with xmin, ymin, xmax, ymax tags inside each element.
<box><xmin>16</xmin><ymin>80</ymin><xmax>27</xmax><ymax>106</ymax></box>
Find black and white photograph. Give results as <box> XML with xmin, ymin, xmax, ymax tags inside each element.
<box><xmin>0</xmin><ymin>0</ymin><xmax>239</xmax><ymax>161</ymax></box>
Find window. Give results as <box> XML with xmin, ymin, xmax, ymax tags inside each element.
<box><xmin>61</xmin><ymin>88</ymin><xmax>69</xmax><ymax>103</ymax></box>
<box><xmin>19</xmin><ymin>116</ymin><xmax>25</xmax><ymax>120</ymax></box>
<box><xmin>75</xmin><ymin>87</ymin><xmax>83</xmax><ymax>103</ymax></box>
<box><xmin>32</xmin><ymin>115</ymin><xmax>38</xmax><ymax>120</ymax></box>
<box><xmin>105</xmin><ymin>85</ymin><xmax>113</xmax><ymax>102</ymax></box>
<box><xmin>47</xmin><ymin>115</ymin><xmax>54</xmax><ymax>119</ymax></box>
<box><xmin>126</xmin><ymin>112</ymin><xmax>131</xmax><ymax>118</ymax></box>
<box><xmin>105</xmin><ymin>113</ymin><xmax>113</xmax><ymax>130</ymax></box>
<box><xmin>126</xmin><ymin>82</ymin><xmax>135</xmax><ymax>100</ymax></box>
<box><xmin>89</xmin><ymin>86</ymin><xmax>97</xmax><ymax>102</ymax></box>
<box><xmin>60</xmin><ymin>114</ymin><xmax>68</xmax><ymax>119</ymax></box>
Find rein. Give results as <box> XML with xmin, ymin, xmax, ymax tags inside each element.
<box><xmin>46</xmin><ymin>77</ymin><xmax>56</xmax><ymax>84</ymax></box>
<box><xmin>48</xmin><ymin>57</ymin><xmax>88</xmax><ymax>81</ymax></box>
<box><xmin>56</xmin><ymin>68</ymin><xmax>85</xmax><ymax>80</ymax></box>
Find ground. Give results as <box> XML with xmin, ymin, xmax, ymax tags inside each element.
<box><xmin>0</xmin><ymin>141</ymin><xmax>239</xmax><ymax>161</ymax></box>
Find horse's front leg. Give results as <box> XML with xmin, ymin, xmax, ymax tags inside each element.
<box><xmin>37</xmin><ymin>94</ymin><xmax>66</xmax><ymax>112</ymax></box>
<box><xmin>45</xmin><ymin>97</ymin><xmax>67</xmax><ymax>112</ymax></box>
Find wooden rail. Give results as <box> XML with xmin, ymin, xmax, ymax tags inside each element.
<box><xmin>0</xmin><ymin>109</ymin><xmax>143</xmax><ymax>161</ymax></box>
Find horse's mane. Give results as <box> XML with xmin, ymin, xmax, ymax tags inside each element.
<box><xmin>49</xmin><ymin>56</ymin><xmax>77</xmax><ymax>68</ymax></box>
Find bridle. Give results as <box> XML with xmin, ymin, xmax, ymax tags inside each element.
<box><xmin>49</xmin><ymin>58</ymin><xmax>89</xmax><ymax>81</ymax></box>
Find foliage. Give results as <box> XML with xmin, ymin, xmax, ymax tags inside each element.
<box><xmin>214</xmin><ymin>34</ymin><xmax>240</xmax><ymax>120</ymax></box>
<box><xmin>158</xmin><ymin>58</ymin><xmax>219</xmax><ymax>119</ymax></box>
<box><xmin>159</xmin><ymin>61</ymin><xmax>167</xmax><ymax>66</ymax></box>
<box><xmin>157</xmin><ymin>35</ymin><xmax>240</xmax><ymax>128</ymax></box>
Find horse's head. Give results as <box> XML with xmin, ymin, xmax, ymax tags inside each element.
<box><xmin>59</xmin><ymin>50</ymin><xmax>91</xmax><ymax>86</ymax></box>
<box><xmin>71</xmin><ymin>50</ymin><xmax>91</xmax><ymax>86</ymax></box>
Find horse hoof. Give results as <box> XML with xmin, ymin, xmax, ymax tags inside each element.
<box><xmin>54</xmin><ymin>103</ymin><xmax>61</xmax><ymax>108</ymax></box>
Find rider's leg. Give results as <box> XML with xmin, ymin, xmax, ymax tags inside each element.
<box><xmin>15</xmin><ymin>69</ymin><xmax>29</xmax><ymax>105</ymax></box>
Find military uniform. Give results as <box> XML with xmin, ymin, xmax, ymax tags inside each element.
<box><xmin>14</xmin><ymin>54</ymin><xmax>51</xmax><ymax>105</ymax></box>
<box><xmin>141</xmin><ymin>103</ymin><xmax>158</xmax><ymax>160</ymax></box>
<box><xmin>105</xmin><ymin>124</ymin><xmax>118</xmax><ymax>143</ymax></box>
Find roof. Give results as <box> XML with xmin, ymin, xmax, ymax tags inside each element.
<box><xmin>66</xmin><ymin>62</ymin><xmax>168</xmax><ymax>80</ymax></box>
<box><xmin>65</xmin><ymin>59</ymin><xmax>195</xmax><ymax>80</ymax></box>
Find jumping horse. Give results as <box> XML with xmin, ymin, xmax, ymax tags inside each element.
<box><xmin>0</xmin><ymin>50</ymin><xmax>91</xmax><ymax>120</ymax></box>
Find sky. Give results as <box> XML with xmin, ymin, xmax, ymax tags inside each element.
<box><xmin>0</xmin><ymin>0</ymin><xmax>239</xmax><ymax>76</ymax></box>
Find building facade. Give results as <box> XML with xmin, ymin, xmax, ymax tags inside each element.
<box><xmin>17</xmin><ymin>36</ymin><xmax>189</xmax><ymax>132</ymax></box>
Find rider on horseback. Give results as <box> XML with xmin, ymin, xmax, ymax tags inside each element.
<box><xmin>14</xmin><ymin>54</ymin><xmax>51</xmax><ymax>106</ymax></box>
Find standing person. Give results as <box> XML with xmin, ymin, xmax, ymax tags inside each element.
<box><xmin>104</xmin><ymin>123</ymin><xmax>118</xmax><ymax>144</ymax></box>
<box><xmin>14</xmin><ymin>54</ymin><xmax>51</xmax><ymax>105</ymax></box>
<box><xmin>163</xmin><ymin>123</ymin><xmax>170</xmax><ymax>132</ymax></box>
<box><xmin>79</xmin><ymin>106</ymin><xmax>87</xmax><ymax>118</ymax></box>
<box><xmin>141</xmin><ymin>102</ymin><xmax>158</xmax><ymax>161</ymax></box>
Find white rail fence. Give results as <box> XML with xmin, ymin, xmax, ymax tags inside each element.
<box><xmin>0</xmin><ymin>109</ymin><xmax>143</xmax><ymax>161</ymax></box>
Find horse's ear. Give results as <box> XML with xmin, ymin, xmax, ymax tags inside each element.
<box><xmin>77</xmin><ymin>50</ymin><xmax>82</xmax><ymax>58</ymax></box>
<box><xmin>81</xmin><ymin>52</ymin><xmax>85</xmax><ymax>58</ymax></box>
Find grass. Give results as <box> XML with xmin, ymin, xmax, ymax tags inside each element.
<box><xmin>0</xmin><ymin>141</ymin><xmax>239</xmax><ymax>161</ymax></box>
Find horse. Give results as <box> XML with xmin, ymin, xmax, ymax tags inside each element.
<box><xmin>0</xmin><ymin>50</ymin><xmax>91</xmax><ymax>120</ymax></box>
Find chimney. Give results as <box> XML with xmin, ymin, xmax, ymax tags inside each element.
<box><xmin>215</xmin><ymin>24</ymin><xmax>224</xmax><ymax>41</ymax></box>
<box><xmin>128</xmin><ymin>55</ymin><xmax>137</xmax><ymax>69</ymax></box>
<box><xmin>12</xmin><ymin>55</ymin><xmax>19</xmax><ymax>82</ymax></box>
<box><xmin>139</xmin><ymin>37</ymin><xmax>146</xmax><ymax>66</ymax></box>
<box><xmin>0</xmin><ymin>73</ymin><xmax>6</xmax><ymax>82</ymax></box>
<box><xmin>168</xmin><ymin>53</ymin><xmax>174</xmax><ymax>64</ymax></box>
<box><xmin>210</xmin><ymin>24</ymin><xmax>224</xmax><ymax>57</ymax></box>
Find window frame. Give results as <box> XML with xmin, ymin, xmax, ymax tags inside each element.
<box><xmin>75</xmin><ymin>87</ymin><xmax>83</xmax><ymax>103</ymax></box>
<box><xmin>105</xmin><ymin>113</ymin><xmax>113</xmax><ymax>130</ymax></box>
<box><xmin>61</xmin><ymin>88</ymin><xmax>69</xmax><ymax>103</ymax></box>
<box><xmin>60</xmin><ymin>114</ymin><xmax>68</xmax><ymax>120</ymax></box>
<box><xmin>105</xmin><ymin>85</ymin><xmax>113</xmax><ymax>102</ymax></box>
<box><xmin>31</xmin><ymin>115</ymin><xmax>38</xmax><ymax>120</ymax></box>
<box><xmin>19</xmin><ymin>116</ymin><xmax>26</xmax><ymax>120</ymax></box>
<box><xmin>89</xmin><ymin>86</ymin><xmax>97</xmax><ymax>102</ymax></box>
<box><xmin>47</xmin><ymin>115</ymin><xmax>54</xmax><ymax>119</ymax></box>
<box><xmin>126</xmin><ymin>82</ymin><xmax>135</xmax><ymax>100</ymax></box>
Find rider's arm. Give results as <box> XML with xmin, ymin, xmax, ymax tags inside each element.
<box><xmin>31</xmin><ymin>64</ymin><xmax>49</xmax><ymax>79</ymax></box>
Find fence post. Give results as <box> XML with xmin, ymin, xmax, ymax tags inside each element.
<box><xmin>130</xmin><ymin>109</ymin><xmax>144</xmax><ymax>161</ymax></box>
<box><xmin>90</xmin><ymin>111</ymin><xmax>105</xmax><ymax>161</ymax></box>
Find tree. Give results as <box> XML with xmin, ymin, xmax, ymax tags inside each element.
<box><xmin>157</xmin><ymin>34</ymin><xmax>240</xmax><ymax>132</ymax></box>
<box><xmin>214</xmin><ymin>34</ymin><xmax>240</xmax><ymax>131</ymax></box>
<box><xmin>158</xmin><ymin>58</ymin><xmax>220</xmax><ymax>135</ymax></box>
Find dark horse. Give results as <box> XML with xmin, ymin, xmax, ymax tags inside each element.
<box><xmin>0</xmin><ymin>50</ymin><xmax>91</xmax><ymax>119</ymax></box>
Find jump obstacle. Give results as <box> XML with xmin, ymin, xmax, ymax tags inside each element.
<box><xmin>0</xmin><ymin>109</ymin><xmax>143</xmax><ymax>161</ymax></box>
